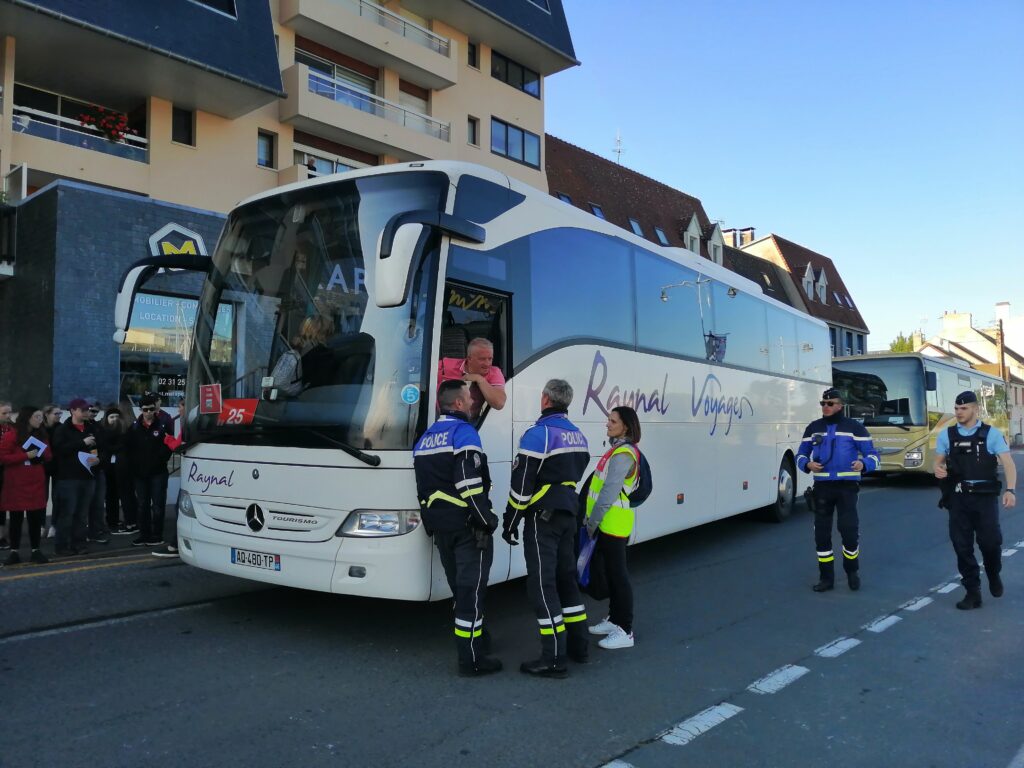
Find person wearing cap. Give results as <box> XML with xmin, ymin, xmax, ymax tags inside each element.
<box><xmin>51</xmin><ymin>398</ymin><xmax>102</xmax><ymax>556</ymax></box>
<box><xmin>796</xmin><ymin>387</ymin><xmax>881</xmax><ymax>592</ymax></box>
<box><xmin>934</xmin><ymin>390</ymin><xmax>1017</xmax><ymax>610</ymax></box>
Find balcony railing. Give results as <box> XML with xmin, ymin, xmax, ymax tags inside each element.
<box><xmin>12</xmin><ymin>105</ymin><xmax>148</xmax><ymax>163</ymax></box>
<box><xmin>308</xmin><ymin>70</ymin><xmax>450</xmax><ymax>142</ymax></box>
<box><xmin>339</xmin><ymin>0</ymin><xmax>450</xmax><ymax>57</ymax></box>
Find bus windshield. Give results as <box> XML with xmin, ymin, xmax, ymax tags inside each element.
<box><xmin>831</xmin><ymin>357</ymin><xmax>927</xmax><ymax>427</ymax></box>
<box><xmin>186</xmin><ymin>172</ymin><xmax>448</xmax><ymax>450</ymax></box>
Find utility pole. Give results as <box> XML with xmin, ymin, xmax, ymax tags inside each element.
<box><xmin>998</xmin><ymin>319</ymin><xmax>1008</xmax><ymax>383</ymax></box>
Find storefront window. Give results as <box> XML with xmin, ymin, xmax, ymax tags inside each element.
<box><xmin>120</xmin><ymin>292</ymin><xmax>233</xmax><ymax>404</ymax></box>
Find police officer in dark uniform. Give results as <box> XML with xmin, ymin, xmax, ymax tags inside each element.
<box><xmin>797</xmin><ymin>387</ymin><xmax>881</xmax><ymax>592</ymax></box>
<box><xmin>502</xmin><ymin>378</ymin><xmax>591</xmax><ymax>678</ymax></box>
<box><xmin>413</xmin><ymin>380</ymin><xmax>502</xmax><ymax>676</ymax></box>
<box><xmin>934</xmin><ymin>390</ymin><xmax>1017</xmax><ymax>610</ymax></box>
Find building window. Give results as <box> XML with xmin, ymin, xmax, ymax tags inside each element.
<box><xmin>817</xmin><ymin>281</ymin><xmax>827</xmax><ymax>303</ymax></box>
<box><xmin>257</xmin><ymin>131</ymin><xmax>276</xmax><ymax>168</ymax></box>
<box><xmin>688</xmin><ymin>235</ymin><xmax>698</xmax><ymax>252</ymax></box>
<box><xmin>467</xmin><ymin>116</ymin><xmax>479</xmax><ymax>146</ymax></box>
<box><xmin>189</xmin><ymin>0</ymin><xmax>237</xmax><ymax>17</ymax></box>
<box><xmin>804</xmin><ymin>279</ymin><xmax>814</xmax><ymax>298</ymax></box>
<box><xmin>628</xmin><ymin>218</ymin><xmax>644</xmax><ymax>237</ymax></box>
<box><xmin>556</xmin><ymin>192</ymin><xmax>572</xmax><ymax>204</ymax></box>
<box><xmin>467</xmin><ymin>41</ymin><xmax>479</xmax><ymax>69</ymax></box>
<box><xmin>491</xmin><ymin>51</ymin><xmax>540</xmax><ymax>98</ymax></box>
<box><xmin>856</xmin><ymin>334</ymin><xmax>865</xmax><ymax>355</ymax></box>
<box><xmin>711</xmin><ymin>243</ymin><xmax>721</xmax><ymax>263</ymax></box>
<box><xmin>590</xmin><ymin>203</ymin><xmax>605</xmax><ymax>219</ymax></box>
<box><xmin>654</xmin><ymin>227</ymin><xmax>669</xmax><ymax>246</ymax></box>
<box><xmin>490</xmin><ymin>117</ymin><xmax>540</xmax><ymax>168</ymax></box>
<box><xmin>294</xmin><ymin>148</ymin><xmax>360</xmax><ymax>177</ymax></box>
<box><xmin>171</xmin><ymin>107</ymin><xmax>195</xmax><ymax>146</ymax></box>
<box><xmin>845</xmin><ymin>331</ymin><xmax>853</xmax><ymax>355</ymax></box>
<box><xmin>829</xmin><ymin>327</ymin><xmax>837</xmax><ymax>355</ymax></box>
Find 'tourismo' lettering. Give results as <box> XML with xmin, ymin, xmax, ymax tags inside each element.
<box><xmin>188</xmin><ymin>463</ymin><xmax>236</xmax><ymax>493</ymax></box>
<box><xmin>690</xmin><ymin>374</ymin><xmax>753</xmax><ymax>436</ymax></box>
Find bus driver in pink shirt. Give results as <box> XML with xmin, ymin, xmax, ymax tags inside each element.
<box><xmin>438</xmin><ymin>338</ymin><xmax>506</xmax><ymax>419</ymax></box>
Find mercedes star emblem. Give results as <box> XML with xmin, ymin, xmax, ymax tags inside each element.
<box><xmin>245</xmin><ymin>503</ymin><xmax>265</xmax><ymax>532</ymax></box>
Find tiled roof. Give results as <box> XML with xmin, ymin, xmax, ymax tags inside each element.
<box><xmin>545</xmin><ymin>134</ymin><xmax>712</xmax><ymax>253</ymax></box>
<box><xmin>758</xmin><ymin>234</ymin><xmax>869</xmax><ymax>332</ymax></box>
<box><xmin>721</xmin><ymin>245</ymin><xmax>797</xmax><ymax>308</ymax></box>
<box><xmin>11</xmin><ymin>0</ymin><xmax>283</xmax><ymax>95</ymax></box>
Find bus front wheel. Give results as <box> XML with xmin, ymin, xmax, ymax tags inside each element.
<box><xmin>764</xmin><ymin>457</ymin><xmax>796</xmax><ymax>523</ymax></box>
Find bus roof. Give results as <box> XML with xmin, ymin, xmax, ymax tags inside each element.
<box><xmin>835</xmin><ymin>352</ymin><xmax>1005</xmax><ymax>382</ymax></box>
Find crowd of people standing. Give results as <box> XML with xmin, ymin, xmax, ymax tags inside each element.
<box><xmin>0</xmin><ymin>393</ymin><xmax>181</xmax><ymax>566</ymax></box>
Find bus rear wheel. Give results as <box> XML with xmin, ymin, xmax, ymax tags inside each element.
<box><xmin>764</xmin><ymin>457</ymin><xmax>796</xmax><ymax>523</ymax></box>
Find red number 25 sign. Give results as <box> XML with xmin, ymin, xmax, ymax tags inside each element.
<box><xmin>216</xmin><ymin>399</ymin><xmax>259</xmax><ymax>426</ymax></box>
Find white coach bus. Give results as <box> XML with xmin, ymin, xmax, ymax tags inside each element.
<box><xmin>114</xmin><ymin>162</ymin><xmax>830</xmax><ymax>600</ymax></box>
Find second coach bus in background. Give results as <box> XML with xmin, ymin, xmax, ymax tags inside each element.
<box><xmin>113</xmin><ymin>161</ymin><xmax>830</xmax><ymax>600</ymax></box>
<box><xmin>831</xmin><ymin>352</ymin><xmax>1010</xmax><ymax>476</ymax></box>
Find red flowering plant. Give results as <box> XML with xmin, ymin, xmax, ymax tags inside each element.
<box><xmin>78</xmin><ymin>106</ymin><xmax>136</xmax><ymax>143</ymax></box>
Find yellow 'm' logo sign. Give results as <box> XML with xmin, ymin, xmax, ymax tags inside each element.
<box><xmin>160</xmin><ymin>240</ymin><xmax>198</xmax><ymax>256</ymax></box>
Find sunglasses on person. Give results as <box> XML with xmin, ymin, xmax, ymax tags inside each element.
<box><xmin>819</xmin><ymin>400</ymin><xmax>840</xmax><ymax>407</ymax></box>
<box><xmin>141</xmin><ymin>406</ymin><xmax>156</xmax><ymax>413</ymax></box>
<box><xmin>88</xmin><ymin>407</ymin><xmax>99</xmax><ymax>413</ymax></box>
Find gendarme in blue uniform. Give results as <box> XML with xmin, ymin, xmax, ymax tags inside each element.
<box><xmin>413</xmin><ymin>410</ymin><xmax>498</xmax><ymax>675</ymax></box>
<box><xmin>796</xmin><ymin>390</ymin><xmax>881</xmax><ymax>590</ymax></box>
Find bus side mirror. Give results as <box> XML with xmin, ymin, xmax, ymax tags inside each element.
<box><xmin>113</xmin><ymin>254</ymin><xmax>211</xmax><ymax>344</ymax></box>
<box><xmin>925</xmin><ymin>371</ymin><xmax>937</xmax><ymax>391</ymax></box>
<box><xmin>374</xmin><ymin>210</ymin><xmax>485</xmax><ymax>309</ymax></box>
<box><xmin>374</xmin><ymin>222</ymin><xmax>430</xmax><ymax>309</ymax></box>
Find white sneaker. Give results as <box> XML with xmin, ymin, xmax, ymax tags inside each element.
<box><xmin>598</xmin><ymin>624</ymin><xmax>634</xmax><ymax>649</ymax></box>
<box><xmin>588</xmin><ymin>617</ymin><xmax>616</xmax><ymax>636</ymax></box>
<box><xmin>47</xmin><ymin>526</ymin><xmax>56</xmax><ymax>539</ymax></box>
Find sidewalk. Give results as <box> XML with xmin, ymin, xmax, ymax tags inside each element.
<box><xmin>2</xmin><ymin>504</ymin><xmax>178</xmax><ymax>565</ymax></box>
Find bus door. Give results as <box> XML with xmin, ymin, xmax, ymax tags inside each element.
<box><xmin>440</xmin><ymin>281</ymin><xmax>514</xmax><ymax>584</ymax></box>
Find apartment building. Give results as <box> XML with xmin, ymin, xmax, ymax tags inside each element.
<box><xmin>0</xmin><ymin>0</ymin><xmax>577</xmax><ymax>404</ymax></box>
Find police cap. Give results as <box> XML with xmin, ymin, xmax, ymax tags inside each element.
<box><xmin>821</xmin><ymin>387</ymin><xmax>842</xmax><ymax>402</ymax></box>
<box><xmin>955</xmin><ymin>390</ymin><xmax>977</xmax><ymax>406</ymax></box>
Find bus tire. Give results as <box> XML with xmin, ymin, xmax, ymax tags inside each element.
<box><xmin>764</xmin><ymin>456</ymin><xmax>796</xmax><ymax>523</ymax></box>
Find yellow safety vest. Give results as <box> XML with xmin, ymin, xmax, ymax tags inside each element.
<box><xmin>585</xmin><ymin>443</ymin><xmax>639</xmax><ymax>537</ymax></box>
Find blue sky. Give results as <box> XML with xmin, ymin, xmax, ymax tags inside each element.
<box><xmin>545</xmin><ymin>0</ymin><xmax>1023</xmax><ymax>349</ymax></box>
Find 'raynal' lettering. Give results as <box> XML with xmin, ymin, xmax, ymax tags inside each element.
<box><xmin>188</xmin><ymin>463</ymin><xmax>236</xmax><ymax>494</ymax></box>
<box><xmin>583</xmin><ymin>350</ymin><xmax>670</xmax><ymax>417</ymax></box>
<box><xmin>691</xmin><ymin>374</ymin><xmax>753</xmax><ymax>436</ymax></box>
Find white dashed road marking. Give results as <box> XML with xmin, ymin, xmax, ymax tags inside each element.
<box><xmin>601</xmin><ymin>761</ymin><xmax>636</xmax><ymax>768</ymax></box>
<box><xmin>661</xmin><ymin>703</ymin><xmax>744</xmax><ymax>746</ymax></box>
<box><xmin>814</xmin><ymin>637</ymin><xmax>861</xmax><ymax>658</ymax></box>
<box><xmin>901</xmin><ymin>597</ymin><xmax>933</xmax><ymax>611</ymax></box>
<box><xmin>936</xmin><ymin>582</ymin><xmax>960</xmax><ymax>594</ymax></box>
<box><xmin>864</xmin><ymin>615</ymin><xmax>902</xmax><ymax>633</ymax></box>
<box><xmin>1003</xmin><ymin>549</ymin><xmax>1018</xmax><ymax>557</ymax></box>
<box><xmin>747</xmin><ymin>665</ymin><xmax>810</xmax><ymax>694</ymax></box>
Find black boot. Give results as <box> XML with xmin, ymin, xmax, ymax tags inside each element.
<box><xmin>956</xmin><ymin>589</ymin><xmax>982</xmax><ymax>610</ymax></box>
<box><xmin>566</xmin><ymin>626</ymin><xmax>589</xmax><ymax>664</ymax></box>
<box><xmin>520</xmin><ymin>657</ymin><xmax>568</xmax><ymax>678</ymax></box>
<box><xmin>988</xmin><ymin>573</ymin><xmax>1004</xmax><ymax>598</ymax></box>
<box><xmin>847</xmin><ymin>572</ymin><xmax>861</xmax><ymax>591</ymax></box>
<box><xmin>812</xmin><ymin>579</ymin><xmax>834</xmax><ymax>592</ymax></box>
<box><xmin>813</xmin><ymin>559</ymin><xmax>834</xmax><ymax>592</ymax></box>
<box><xmin>458</xmin><ymin>657</ymin><xmax>503</xmax><ymax>677</ymax></box>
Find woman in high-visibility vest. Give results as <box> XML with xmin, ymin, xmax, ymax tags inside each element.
<box><xmin>585</xmin><ymin>406</ymin><xmax>641</xmax><ymax>650</ymax></box>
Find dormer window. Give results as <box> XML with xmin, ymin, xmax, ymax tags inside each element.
<box><xmin>710</xmin><ymin>243</ymin><xmax>722</xmax><ymax>265</ymax></box>
<box><xmin>817</xmin><ymin>281</ymin><xmax>827</xmax><ymax>303</ymax></box>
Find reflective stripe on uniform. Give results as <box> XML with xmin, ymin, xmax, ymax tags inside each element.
<box><xmin>843</xmin><ymin>547</ymin><xmax>859</xmax><ymax>560</ymax></box>
<box><xmin>426</xmin><ymin>490</ymin><xmax>467</xmax><ymax>508</ymax></box>
<box><xmin>562</xmin><ymin>604</ymin><xmax>587</xmax><ymax>623</ymax></box>
<box><xmin>817</xmin><ymin>550</ymin><xmax>834</xmax><ymax>563</ymax></box>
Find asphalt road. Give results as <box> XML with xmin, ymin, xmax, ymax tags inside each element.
<box><xmin>3</xmin><ymin>458</ymin><xmax>1023</xmax><ymax>768</ymax></box>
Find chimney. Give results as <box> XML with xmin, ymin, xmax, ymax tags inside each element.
<box><xmin>996</xmin><ymin>301</ymin><xmax>1010</xmax><ymax>324</ymax></box>
<box><xmin>722</xmin><ymin>228</ymin><xmax>738</xmax><ymax>248</ymax></box>
<box><xmin>911</xmin><ymin>330</ymin><xmax>923</xmax><ymax>350</ymax></box>
<box><xmin>739</xmin><ymin>227</ymin><xmax>756</xmax><ymax>246</ymax></box>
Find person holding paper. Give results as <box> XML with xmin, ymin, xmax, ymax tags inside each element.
<box><xmin>1</xmin><ymin>406</ymin><xmax>52</xmax><ymax>565</ymax></box>
<box><xmin>127</xmin><ymin>393</ymin><xmax>173</xmax><ymax>547</ymax></box>
<box><xmin>52</xmin><ymin>398</ymin><xmax>101</xmax><ymax>556</ymax></box>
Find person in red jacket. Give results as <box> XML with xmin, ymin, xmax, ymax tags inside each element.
<box><xmin>0</xmin><ymin>405</ymin><xmax>51</xmax><ymax>565</ymax></box>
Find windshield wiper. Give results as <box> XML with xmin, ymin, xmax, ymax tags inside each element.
<box><xmin>305</xmin><ymin>428</ymin><xmax>381</xmax><ymax>467</ymax></box>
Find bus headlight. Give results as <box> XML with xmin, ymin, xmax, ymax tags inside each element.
<box><xmin>904</xmin><ymin>450</ymin><xmax>923</xmax><ymax>468</ymax></box>
<box><xmin>337</xmin><ymin>509</ymin><xmax>421</xmax><ymax>537</ymax></box>
<box><xmin>178</xmin><ymin>490</ymin><xmax>196</xmax><ymax>518</ymax></box>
